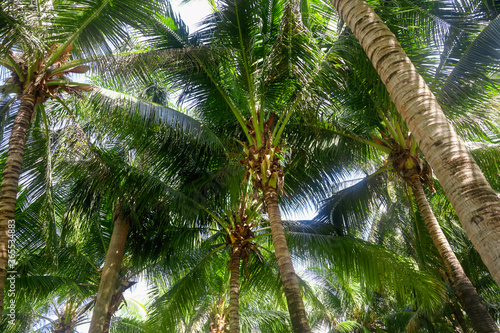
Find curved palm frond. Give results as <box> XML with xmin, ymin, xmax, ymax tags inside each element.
<box><xmin>438</xmin><ymin>15</ymin><xmax>500</xmax><ymax>109</ymax></box>
<box><xmin>286</xmin><ymin>225</ymin><xmax>445</xmax><ymax>312</ymax></box>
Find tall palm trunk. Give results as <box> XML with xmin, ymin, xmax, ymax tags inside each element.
<box><xmin>229</xmin><ymin>247</ymin><xmax>242</xmax><ymax>333</ymax></box>
<box><xmin>0</xmin><ymin>90</ymin><xmax>37</xmax><ymax>314</ymax></box>
<box><xmin>89</xmin><ymin>204</ymin><xmax>130</xmax><ymax>333</ymax></box>
<box><xmin>330</xmin><ymin>0</ymin><xmax>500</xmax><ymax>285</ymax></box>
<box><xmin>263</xmin><ymin>188</ymin><xmax>311</xmax><ymax>333</ymax></box>
<box><xmin>409</xmin><ymin>178</ymin><xmax>499</xmax><ymax>333</ymax></box>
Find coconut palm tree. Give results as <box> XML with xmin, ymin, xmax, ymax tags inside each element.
<box><xmin>0</xmin><ymin>63</ymin><xmax>230</xmax><ymax>330</ymax></box>
<box><xmin>326</xmin><ymin>0</ymin><xmax>500</xmax><ymax>286</ymax></box>
<box><xmin>106</xmin><ymin>1</ymin><xmax>339</xmax><ymax>330</ymax></box>
<box><xmin>0</xmin><ymin>0</ymin><xmax>161</xmax><ymax>313</ymax></box>
<box><xmin>295</xmin><ymin>111</ymin><xmax>500</xmax><ymax>330</ymax></box>
<box><xmin>145</xmin><ymin>245</ymin><xmax>292</xmax><ymax>333</ymax></box>
<box><xmin>277</xmin><ymin>5</ymin><xmax>500</xmax><ymax>328</ymax></box>
<box><xmin>377</xmin><ymin>125</ymin><xmax>498</xmax><ymax>332</ymax></box>
<box><xmin>60</xmin><ymin>93</ymin><xmax>230</xmax><ymax>332</ymax></box>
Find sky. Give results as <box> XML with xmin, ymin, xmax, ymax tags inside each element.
<box><xmin>170</xmin><ymin>0</ymin><xmax>214</xmax><ymax>32</ymax></box>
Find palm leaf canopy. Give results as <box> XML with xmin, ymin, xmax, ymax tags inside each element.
<box><xmin>364</xmin><ymin>0</ymin><xmax>500</xmax><ymax>115</ymax></box>
<box><xmin>107</xmin><ymin>0</ymin><xmax>330</xmax><ymax>145</ymax></box>
<box><xmin>1</xmin><ymin>0</ymin><xmax>157</xmax><ymax>58</ymax></box>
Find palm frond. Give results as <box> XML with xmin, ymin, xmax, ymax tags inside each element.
<box><xmin>438</xmin><ymin>14</ymin><xmax>500</xmax><ymax>109</ymax></box>
<box><xmin>286</xmin><ymin>228</ymin><xmax>445</xmax><ymax>312</ymax></box>
<box><xmin>314</xmin><ymin>171</ymin><xmax>390</xmax><ymax>237</ymax></box>
<box><xmin>86</xmin><ymin>87</ymin><xmax>225</xmax><ymax>151</ymax></box>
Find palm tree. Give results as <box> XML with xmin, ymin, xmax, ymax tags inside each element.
<box><xmin>89</xmin><ymin>202</ymin><xmax>131</xmax><ymax>333</ymax></box>
<box><xmin>327</xmin><ymin>0</ymin><xmax>500</xmax><ymax>286</ymax></box>
<box><xmin>148</xmin><ymin>179</ymin><xmax>287</xmax><ymax>333</ymax></box>
<box><xmin>298</xmin><ymin>121</ymin><xmax>500</xmax><ymax>330</ymax></box>
<box><xmin>278</xmin><ymin>7</ymin><xmax>500</xmax><ymax>327</ymax></box>
<box><xmin>384</xmin><ymin>125</ymin><xmax>498</xmax><ymax>332</ymax></box>
<box><xmin>144</xmin><ymin>208</ymin><xmax>292</xmax><ymax>333</ymax></box>
<box><xmin>108</xmin><ymin>1</ymin><xmax>338</xmax><ymax>330</ymax></box>
<box><xmin>0</xmin><ymin>62</ymin><xmax>227</xmax><ymax>330</ymax></box>
<box><xmin>6</xmin><ymin>1</ymin><xmax>500</xmax><ymax>331</ymax></box>
<box><xmin>0</xmin><ymin>0</ymin><xmax>159</xmax><ymax>313</ymax></box>
<box><xmin>38</xmin><ymin>297</ymin><xmax>94</xmax><ymax>333</ymax></box>
<box><xmin>60</xmin><ymin>91</ymin><xmax>229</xmax><ymax>332</ymax></box>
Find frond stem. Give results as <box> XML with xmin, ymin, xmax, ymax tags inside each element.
<box><xmin>376</xmin><ymin>109</ymin><xmax>398</xmax><ymax>144</ymax></box>
<box><xmin>45</xmin><ymin>81</ymin><xmax>91</xmax><ymax>87</ymax></box>
<box><xmin>50</xmin><ymin>58</ymin><xmax>93</xmax><ymax>76</ymax></box>
<box><xmin>234</xmin><ymin>0</ymin><xmax>262</xmax><ymax>145</ymax></box>
<box><xmin>393</xmin><ymin>117</ymin><xmax>406</xmax><ymax>147</ymax></box>
<box><xmin>5</xmin><ymin>54</ymin><xmax>22</xmax><ymax>79</ymax></box>
<box><xmin>410</xmin><ymin>135</ymin><xmax>418</xmax><ymax>155</ymax></box>
<box><xmin>272</xmin><ymin>96</ymin><xmax>301</xmax><ymax>146</ymax></box>
<box><xmin>252</xmin><ymin>226</ymin><xmax>271</xmax><ymax>233</ymax></box>
<box><xmin>312</xmin><ymin>126</ymin><xmax>392</xmax><ymax>154</ymax></box>
<box><xmin>246</xmin><ymin>232</ymin><xmax>272</xmax><ymax>242</ymax></box>
<box><xmin>43</xmin><ymin>0</ymin><xmax>111</xmax><ymax>70</ymax></box>
<box><xmin>191</xmin><ymin>54</ymin><xmax>253</xmax><ymax>144</ymax></box>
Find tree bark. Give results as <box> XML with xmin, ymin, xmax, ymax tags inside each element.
<box><xmin>89</xmin><ymin>204</ymin><xmax>130</xmax><ymax>333</ymax></box>
<box><xmin>410</xmin><ymin>178</ymin><xmax>499</xmax><ymax>333</ymax></box>
<box><xmin>263</xmin><ymin>188</ymin><xmax>311</xmax><ymax>333</ymax></box>
<box><xmin>53</xmin><ymin>320</ymin><xmax>73</xmax><ymax>333</ymax></box>
<box><xmin>451</xmin><ymin>300</ymin><xmax>471</xmax><ymax>333</ymax></box>
<box><xmin>329</xmin><ymin>0</ymin><xmax>500</xmax><ymax>285</ymax></box>
<box><xmin>229</xmin><ymin>247</ymin><xmax>242</xmax><ymax>333</ymax></box>
<box><xmin>210</xmin><ymin>303</ymin><xmax>229</xmax><ymax>333</ymax></box>
<box><xmin>0</xmin><ymin>90</ymin><xmax>37</xmax><ymax>314</ymax></box>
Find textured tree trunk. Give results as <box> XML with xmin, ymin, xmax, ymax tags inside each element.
<box><xmin>102</xmin><ymin>312</ymin><xmax>113</xmax><ymax>333</ymax></box>
<box><xmin>330</xmin><ymin>0</ymin><xmax>500</xmax><ymax>285</ymax></box>
<box><xmin>0</xmin><ymin>90</ymin><xmax>37</xmax><ymax>314</ymax></box>
<box><xmin>53</xmin><ymin>320</ymin><xmax>73</xmax><ymax>333</ymax></box>
<box><xmin>410</xmin><ymin>179</ymin><xmax>499</xmax><ymax>333</ymax></box>
<box><xmin>102</xmin><ymin>298</ymin><xmax>117</xmax><ymax>333</ymax></box>
<box><xmin>229</xmin><ymin>247</ymin><xmax>242</xmax><ymax>333</ymax></box>
<box><xmin>210</xmin><ymin>307</ymin><xmax>229</xmax><ymax>333</ymax></box>
<box><xmin>89</xmin><ymin>205</ymin><xmax>130</xmax><ymax>333</ymax></box>
<box><xmin>451</xmin><ymin>301</ymin><xmax>471</xmax><ymax>333</ymax></box>
<box><xmin>263</xmin><ymin>188</ymin><xmax>311</xmax><ymax>333</ymax></box>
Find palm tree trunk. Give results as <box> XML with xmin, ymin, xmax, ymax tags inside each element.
<box><xmin>102</xmin><ymin>293</ymin><xmax>119</xmax><ymax>333</ymax></box>
<box><xmin>229</xmin><ymin>247</ymin><xmax>242</xmax><ymax>333</ymax></box>
<box><xmin>263</xmin><ymin>188</ymin><xmax>311</xmax><ymax>333</ymax></box>
<box><xmin>329</xmin><ymin>0</ymin><xmax>500</xmax><ymax>285</ymax></box>
<box><xmin>451</xmin><ymin>301</ymin><xmax>471</xmax><ymax>333</ymax></box>
<box><xmin>0</xmin><ymin>90</ymin><xmax>37</xmax><ymax>314</ymax></box>
<box><xmin>89</xmin><ymin>204</ymin><xmax>130</xmax><ymax>333</ymax></box>
<box><xmin>410</xmin><ymin>178</ymin><xmax>499</xmax><ymax>333</ymax></box>
<box><xmin>53</xmin><ymin>321</ymin><xmax>73</xmax><ymax>333</ymax></box>
<box><xmin>102</xmin><ymin>312</ymin><xmax>113</xmax><ymax>333</ymax></box>
<box><xmin>210</xmin><ymin>301</ymin><xmax>229</xmax><ymax>333</ymax></box>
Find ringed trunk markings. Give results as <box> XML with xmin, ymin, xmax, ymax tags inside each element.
<box><xmin>410</xmin><ymin>179</ymin><xmax>499</xmax><ymax>333</ymax></box>
<box><xmin>89</xmin><ymin>206</ymin><xmax>130</xmax><ymax>333</ymax></box>
<box><xmin>0</xmin><ymin>91</ymin><xmax>37</xmax><ymax>314</ymax></box>
<box><xmin>229</xmin><ymin>247</ymin><xmax>242</xmax><ymax>333</ymax></box>
<box><xmin>264</xmin><ymin>189</ymin><xmax>311</xmax><ymax>333</ymax></box>
<box><xmin>330</xmin><ymin>0</ymin><xmax>500</xmax><ymax>285</ymax></box>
